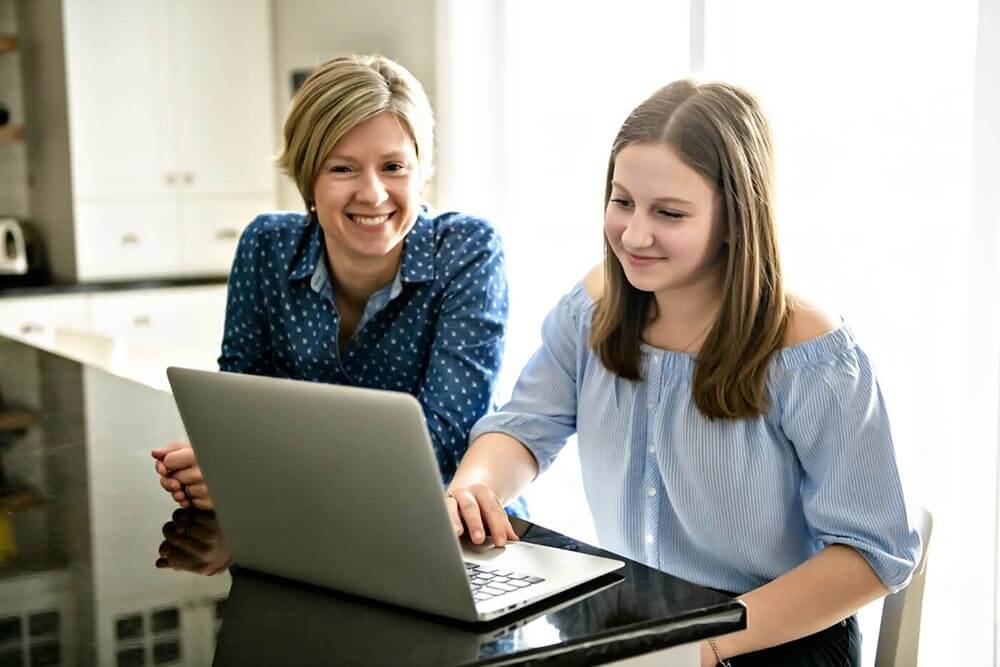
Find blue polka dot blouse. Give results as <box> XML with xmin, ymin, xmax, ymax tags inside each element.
<box><xmin>219</xmin><ymin>209</ymin><xmax>510</xmax><ymax>484</ymax></box>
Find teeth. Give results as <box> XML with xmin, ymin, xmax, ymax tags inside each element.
<box><xmin>352</xmin><ymin>214</ymin><xmax>390</xmax><ymax>226</ymax></box>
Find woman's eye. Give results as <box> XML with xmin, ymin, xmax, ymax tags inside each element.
<box><xmin>329</xmin><ymin>165</ymin><xmax>353</xmax><ymax>173</ymax></box>
<box><xmin>658</xmin><ymin>210</ymin><xmax>684</xmax><ymax>219</ymax></box>
<box><xmin>384</xmin><ymin>162</ymin><xmax>406</xmax><ymax>172</ymax></box>
<box><xmin>610</xmin><ymin>198</ymin><xmax>633</xmax><ymax>208</ymax></box>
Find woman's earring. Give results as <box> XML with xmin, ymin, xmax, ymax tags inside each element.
<box><xmin>308</xmin><ymin>203</ymin><xmax>316</xmax><ymax>213</ymax></box>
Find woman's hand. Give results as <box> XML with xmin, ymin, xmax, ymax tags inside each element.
<box><xmin>151</xmin><ymin>442</ymin><xmax>214</xmax><ymax>510</ymax></box>
<box><xmin>445</xmin><ymin>481</ymin><xmax>519</xmax><ymax>547</ymax></box>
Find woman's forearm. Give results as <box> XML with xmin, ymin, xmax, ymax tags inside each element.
<box><xmin>713</xmin><ymin>545</ymin><xmax>889</xmax><ymax>659</ymax></box>
<box><xmin>449</xmin><ymin>432</ymin><xmax>539</xmax><ymax>503</ymax></box>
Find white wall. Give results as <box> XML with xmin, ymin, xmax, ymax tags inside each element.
<box><xmin>269</xmin><ymin>0</ymin><xmax>438</xmax><ymax>211</ymax></box>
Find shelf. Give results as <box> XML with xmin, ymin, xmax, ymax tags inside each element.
<box><xmin>0</xmin><ymin>125</ymin><xmax>23</xmax><ymax>143</ymax></box>
<box><xmin>0</xmin><ymin>35</ymin><xmax>14</xmax><ymax>53</ymax></box>
<box><xmin>0</xmin><ymin>475</ymin><xmax>44</xmax><ymax>512</ymax></box>
<box><xmin>0</xmin><ymin>406</ymin><xmax>39</xmax><ymax>432</ymax></box>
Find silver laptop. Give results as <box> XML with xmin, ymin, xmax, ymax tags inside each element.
<box><xmin>166</xmin><ymin>367</ymin><xmax>625</xmax><ymax>623</ymax></box>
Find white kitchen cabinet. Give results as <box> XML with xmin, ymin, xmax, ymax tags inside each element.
<box><xmin>179</xmin><ymin>196</ymin><xmax>274</xmax><ymax>275</ymax></box>
<box><xmin>166</xmin><ymin>0</ymin><xmax>276</xmax><ymax>197</ymax></box>
<box><xmin>0</xmin><ymin>294</ymin><xmax>90</xmax><ymax>349</ymax></box>
<box><xmin>24</xmin><ymin>0</ymin><xmax>276</xmax><ymax>281</ymax></box>
<box><xmin>86</xmin><ymin>286</ymin><xmax>227</xmax><ymax>351</ymax></box>
<box><xmin>63</xmin><ymin>0</ymin><xmax>275</xmax><ymax>200</ymax></box>
<box><xmin>73</xmin><ymin>199</ymin><xmax>181</xmax><ymax>280</ymax></box>
<box><xmin>0</xmin><ymin>285</ymin><xmax>227</xmax><ymax>390</ymax></box>
<box><xmin>60</xmin><ymin>1</ymin><xmax>172</xmax><ymax>200</ymax></box>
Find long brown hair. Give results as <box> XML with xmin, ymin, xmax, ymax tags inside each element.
<box><xmin>590</xmin><ymin>80</ymin><xmax>788</xmax><ymax>420</ymax></box>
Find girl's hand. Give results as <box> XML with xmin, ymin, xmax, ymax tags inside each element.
<box><xmin>445</xmin><ymin>481</ymin><xmax>519</xmax><ymax>547</ymax></box>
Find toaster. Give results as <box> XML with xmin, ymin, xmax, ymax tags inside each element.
<box><xmin>0</xmin><ymin>219</ymin><xmax>46</xmax><ymax>278</ymax></box>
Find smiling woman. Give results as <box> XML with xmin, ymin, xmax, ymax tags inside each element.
<box><xmin>151</xmin><ymin>54</ymin><xmax>525</xmax><ymax>517</ymax></box>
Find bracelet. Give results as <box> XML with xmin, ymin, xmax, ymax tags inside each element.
<box><xmin>708</xmin><ymin>639</ymin><xmax>732</xmax><ymax>667</ymax></box>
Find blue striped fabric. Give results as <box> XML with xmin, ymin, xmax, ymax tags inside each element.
<box><xmin>471</xmin><ymin>282</ymin><xmax>921</xmax><ymax>594</ymax></box>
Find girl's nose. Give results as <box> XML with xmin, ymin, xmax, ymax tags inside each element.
<box><xmin>620</xmin><ymin>214</ymin><xmax>654</xmax><ymax>250</ymax></box>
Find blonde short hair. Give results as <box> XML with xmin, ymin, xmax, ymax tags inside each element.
<box><xmin>277</xmin><ymin>54</ymin><xmax>434</xmax><ymax>209</ymax></box>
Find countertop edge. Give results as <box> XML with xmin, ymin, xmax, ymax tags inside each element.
<box><xmin>475</xmin><ymin>600</ymin><xmax>747</xmax><ymax>665</ymax></box>
<box><xmin>0</xmin><ymin>275</ymin><xmax>229</xmax><ymax>298</ymax></box>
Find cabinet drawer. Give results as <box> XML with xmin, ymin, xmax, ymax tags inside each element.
<box><xmin>178</xmin><ymin>197</ymin><xmax>274</xmax><ymax>274</ymax></box>
<box><xmin>87</xmin><ymin>286</ymin><xmax>227</xmax><ymax>351</ymax></box>
<box><xmin>0</xmin><ymin>295</ymin><xmax>90</xmax><ymax>348</ymax></box>
<box><xmin>74</xmin><ymin>200</ymin><xmax>180</xmax><ymax>280</ymax></box>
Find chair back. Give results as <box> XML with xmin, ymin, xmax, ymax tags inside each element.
<box><xmin>875</xmin><ymin>507</ymin><xmax>933</xmax><ymax>667</ymax></box>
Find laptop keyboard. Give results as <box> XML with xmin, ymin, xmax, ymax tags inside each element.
<box><xmin>465</xmin><ymin>562</ymin><xmax>546</xmax><ymax>603</ymax></box>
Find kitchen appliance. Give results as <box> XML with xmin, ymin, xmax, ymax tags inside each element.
<box><xmin>0</xmin><ymin>219</ymin><xmax>47</xmax><ymax>284</ymax></box>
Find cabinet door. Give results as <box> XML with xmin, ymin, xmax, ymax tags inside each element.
<box><xmin>73</xmin><ymin>199</ymin><xmax>181</xmax><ymax>280</ymax></box>
<box><xmin>177</xmin><ymin>197</ymin><xmax>272</xmax><ymax>275</ymax></box>
<box><xmin>167</xmin><ymin>0</ymin><xmax>277</xmax><ymax>196</ymax></box>
<box><xmin>61</xmin><ymin>0</ymin><xmax>176</xmax><ymax>198</ymax></box>
<box><xmin>0</xmin><ymin>295</ymin><xmax>90</xmax><ymax>348</ymax></box>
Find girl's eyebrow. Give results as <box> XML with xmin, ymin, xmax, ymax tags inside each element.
<box><xmin>611</xmin><ymin>182</ymin><xmax>694</xmax><ymax>207</ymax></box>
<box><xmin>653</xmin><ymin>196</ymin><xmax>694</xmax><ymax>207</ymax></box>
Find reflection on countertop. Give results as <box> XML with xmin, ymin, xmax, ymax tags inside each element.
<box><xmin>0</xmin><ymin>335</ymin><xmax>745</xmax><ymax>666</ymax></box>
<box><xmin>0</xmin><ymin>337</ymin><xmax>229</xmax><ymax>666</ymax></box>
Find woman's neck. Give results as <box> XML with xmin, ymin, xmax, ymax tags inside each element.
<box><xmin>324</xmin><ymin>240</ymin><xmax>403</xmax><ymax>312</ymax></box>
<box><xmin>645</xmin><ymin>276</ymin><xmax>723</xmax><ymax>354</ymax></box>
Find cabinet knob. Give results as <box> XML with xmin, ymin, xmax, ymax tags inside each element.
<box><xmin>214</xmin><ymin>228</ymin><xmax>238</xmax><ymax>241</ymax></box>
<box><xmin>19</xmin><ymin>322</ymin><xmax>43</xmax><ymax>335</ymax></box>
<box><xmin>133</xmin><ymin>314</ymin><xmax>152</xmax><ymax>327</ymax></box>
<box><xmin>182</xmin><ymin>172</ymin><xmax>194</xmax><ymax>185</ymax></box>
<box><xmin>165</xmin><ymin>173</ymin><xmax>177</xmax><ymax>185</ymax></box>
<box><xmin>121</xmin><ymin>233</ymin><xmax>140</xmax><ymax>246</ymax></box>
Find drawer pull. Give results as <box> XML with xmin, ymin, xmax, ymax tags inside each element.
<box><xmin>133</xmin><ymin>315</ymin><xmax>152</xmax><ymax>327</ymax></box>
<box><xmin>214</xmin><ymin>228</ymin><xmax>239</xmax><ymax>241</ymax></box>
<box><xmin>19</xmin><ymin>322</ymin><xmax>43</xmax><ymax>335</ymax></box>
<box><xmin>183</xmin><ymin>172</ymin><xmax>194</xmax><ymax>185</ymax></box>
<box><xmin>165</xmin><ymin>173</ymin><xmax>177</xmax><ymax>185</ymax></box>
<box><xmin>121</xmin><ymin>233</ymin><xmax>140</xmax><ymax>246</ymax></box>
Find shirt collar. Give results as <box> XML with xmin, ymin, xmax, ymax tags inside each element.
<box><xmin>289</xmin><ymin>209</ymin><xmax>436</xmax><ymax>285</ymax></box>
<box><xmin>398</xmin><ymin>210</ymin><xmax>436</xmax><ymax>284</ymax></box>
<box><xmin>288</xmin><ymin>215</ymin><xmax>324</xmax><ymax>282</ymax></box>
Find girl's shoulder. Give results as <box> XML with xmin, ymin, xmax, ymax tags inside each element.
<box><xmin>782</xmin><ymin>293</ymin><xmax>841</xmax><ymax>348</ymax></box>
<box><xmin>773</xmin><ymin>293</ymin><xmax>866</xmax><ymax>377</ymax></box>
<box><xmin>582</xmin><ymin>263</ymin><xmax>603</xmax><ymax>301</ymax></box>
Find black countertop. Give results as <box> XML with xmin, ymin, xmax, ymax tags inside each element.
<box><xmin>0</xmin><ymin>275</ymin><xmax>228</xmax><ymax>298</ymax></box>
<box><xmin>0</xmin><ymin>336</ymin><xmax>745</xmax><ymax>666</ymax></box>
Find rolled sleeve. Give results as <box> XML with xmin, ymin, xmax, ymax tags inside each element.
<box><xmin>780</xmin><ymin>346</ymin><xmax>922</xmax><ymax>592</ymax></box>
<box><xmin>470</xmin><ymin>289</ymin><xmax>582</xmax><ymax>474</ymax></box>
<box><xmin>417</xmin><ymin>226</ymin><xmax>508</xmax><ymax>481</ymax></box>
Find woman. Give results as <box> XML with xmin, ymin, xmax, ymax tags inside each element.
<box><xmin>445</xmin><ymin>80</ymin><xmax>920</xmax><ymax>665</ymax></box>
<box><xmin>153</xmin><ymin>54</ymin><xmax>525</xmax><ymax>516</ymax></box>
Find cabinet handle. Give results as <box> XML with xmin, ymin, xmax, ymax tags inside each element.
<box><xmin>165</xmin><ymin>173</ymin><xmax>177</xmax><ymax>185</ymax></box>
<box><xmin>121</xmin><ymin>233</ymin><xmax>140</xmax><ymax>246</ymax></box>
<box><xmin>183</xmin><ymin>172</ymin><xmax>194</xmax><ymax>185</ymax></box>
<box><xmin>19</xmin><ymin>322</ymin><xmax>43</xmax><ymax>335</ymax></box>
<box><xmin>214</xmin><ymin>228</ymin><xmax>239</xmax><ymax>241</ymax></box>
<box><xmin>133</xmin><ymin>314</ymin><xmax>152</xmax><ymax>327</ymax></box>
